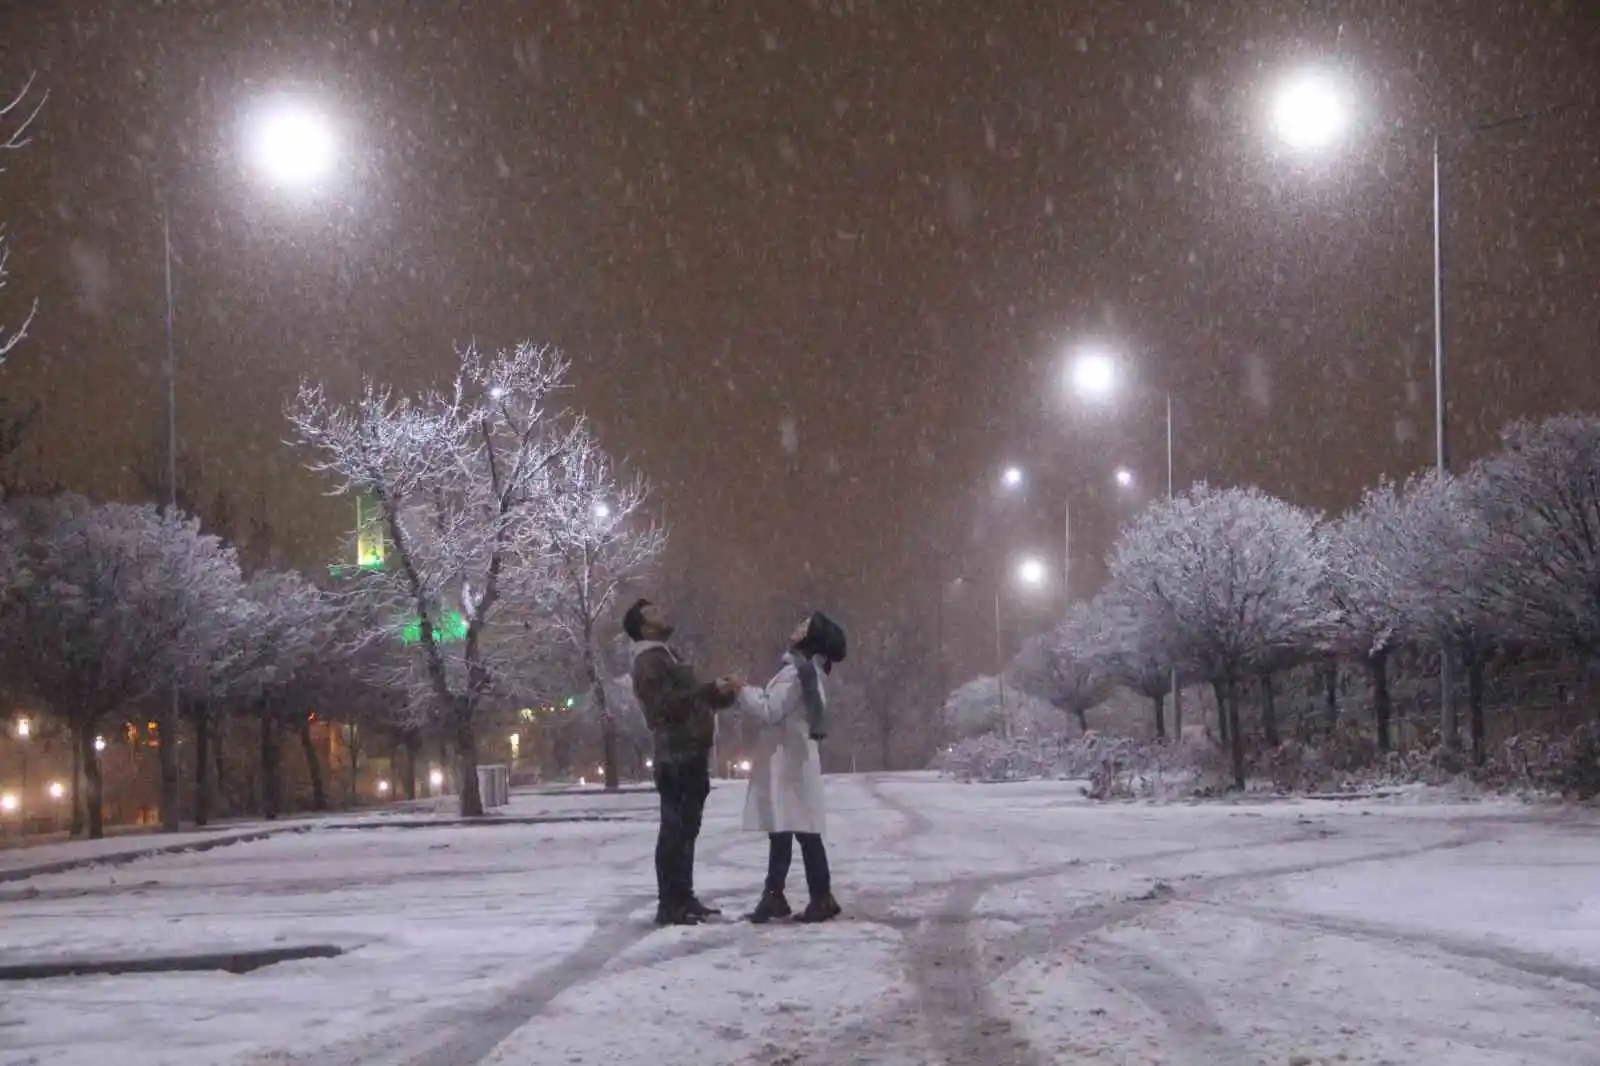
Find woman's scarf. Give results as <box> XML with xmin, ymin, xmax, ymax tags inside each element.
<box><xmin>794</xmin><ymin>653</ymin><xmax>827</xmax><ymax>740</ymax></box>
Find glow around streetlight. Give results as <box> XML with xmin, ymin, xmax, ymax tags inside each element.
<box><xmin>1015</xmin><ymin>557</ymin><xmax>1047</xmax><ymax>588</ymax></box>
<box><xmin>14</xmin><ymin>716</ymin><xmax>29</xmax><ymax>739</ymax></box>
<box><xmin>0</xmin><ymin>793</ymin><xmax>16</xmax><ymax>814</ymax></box>
<box><xmin>1001</xmin><ymin>465</ymin><xmax>1024</xmax><ymax>490</ymax></box>
<box><xmin>1114</xmin><ymin>467</ymin><xmax>1135</xmax><ymax>488</ymax></box>
<box><xmin>428</xmin><ymin>768</ymin><xmax>445</xmax><ymax>789</ymax></box>
<box><xmin>1070</xmin><ymin>350</ymin><xmax>1118</xmax><ymax>400</ymax></box>
<box><xmin>48</xmin><ymin>781</ymin><xmax>65</xmax><ymax>800</ymax></box>
<box><xmin>1270</xmin><ymin>68</ymin><xmax>1351</xmax><ymax>151</ymax></box>
<box><xmin>593</xmin><ymin>502</ymin><xmax>611</xmax><ymax>519</ymax></box>
<box><xmin>248</xmin><ymin>98</ymin><xmax>337</xmax><ymax>188</ymax></box>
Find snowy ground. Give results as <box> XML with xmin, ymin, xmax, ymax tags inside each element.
<box><xmin>2</xmin><ymin>774</ymin><xmax>1598</xmax><ymax>1066</ymax></box>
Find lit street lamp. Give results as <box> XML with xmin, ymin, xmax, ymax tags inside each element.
<box><xmin>993</xmin><ymin>556</ymin><xmax>1048</xmax><ymax>737</ymax></box>
<box><xmin>151</xmin><ymin>97</ymin><xmax>339</xmax><ymax>832</ymax></box>
<box><xmin>1269</xmin><ymin>66</ymin><xmax>1575</xmax><ymax>750</ymax></box>
<box><xmin>999</xmin><ymin>465</ymin><xmax>1077</xmax><ymax>603</ymax></box>
<box><xmin>1269</xmin><ymin>67</ymin><xmax>1351</xmax><ymax>151</ymax></box>
<box><xmin>12</xmin><ymin>716</ymin><xmax>29</xmax><ymax>833</ymax></box>
<box><xmin>1114</xmin><ymin>467</ymin><xmax>1135</xmax><ymax>489</ymax></box>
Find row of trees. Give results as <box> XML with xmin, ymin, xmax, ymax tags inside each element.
<box><xmin>0</xmin><ymin>345</ymin><xmax>663</xmax><ymax>835</ymax></box>
<box><xmin>979</xmin><ymin>414</ymin><xmax>1600</xmax><ymax>789</ymax></box>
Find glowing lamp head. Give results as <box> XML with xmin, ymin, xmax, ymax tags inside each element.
<box><xmin>1271</xmin><ymin>69</ymin><xmax>1351</xmax><ymax>151</ymax></box>
<box><xmin>0</xmin><ymin>793</ymin><xmax>16</xmax><ymax>814</ymax></box>
<box><xmin>376</xmin><ymin>779</ymin><xmax>391</xmax><ymax>795</ymax></box>
<box><xmin>248</xmin><ymin>99</ymin><xmax>337</xmax><ymax>188</ymax></box>
<box><xmin>48</xmin><ymin>781</ymin><xmax>65</xmax><ymax>800</ymax></box>
<box><xmin>428</xmin><ymin>768</ymin><xmax>445</xmax><ymax>789</ymax></box>
<box><xmin>15</xmin><ymin>717</ymin><xmax>30</xmax><ymax>739</ymax></box>
<box><xmin>738</xmin><ymin>759</ymin><xmax>752</xmax><ymax>773</ymax></box>
<box><xmin>1071</xmin><ymin>351</ymin><xmax>1118</xmax><ymax>400</ymax></box>
<box><xmin>1001</xmin><ymin>466</ymin><xmax>1024</xmax><ymax>490</ymax></box>
<box><xmin>1016</xmin><ymin>557</ymin><xmax>1047</xmax><ymax>588</ymax></box>
<box><xmin>1115</xmin><ymin>467</ymin><xmax>1135</xmax><ymax>488</ymax></box>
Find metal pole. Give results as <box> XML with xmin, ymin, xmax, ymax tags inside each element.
<box><xmin>163</xmin><ymin>197</ymin><xmax>177</xmax><ymax>513</ymax></box>
<box><xmin>993</xmin><ymin>588</ymin><xmax>1007</xmax><ymax>739</ymax></box>
<box><xmin>1165</xmin><ymin>390</ymin><xmax>1181</xmax><ymax>740</ymax></box>
<box><xmin>1062</xmin><ymin>499</ymin><xmax>1071</xmax><ymax>604</ymax></box>
<box><xmin>934</xmin><ymin>556</ymin><xmax>947</xmax><ymax>701</ymax></box>
<box><xmin>161</xmin><ymin>196</ymin><xmax>182</xmax><ymax>833</ymax></box>
<box><xmin>1432</xmin><ymin>133</ymin><xmax>1458</xmax><ymax>752</ymax></box>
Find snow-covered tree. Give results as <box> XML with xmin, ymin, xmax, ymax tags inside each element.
<box><xmin>1079</xmin><ymin>591</ymin><xmax>1173</xmax><ymax>738</ymax></box>
<box><xmin>1473</xmin><ymin>415</ymin><xmax>1600</xmax><ymax>654</ymax></box>
<box><xmin>1103</xmin><ymin>484</ymin><xmax>1332</xmax><ymax>788</ymax></box>
<box><xmin>1390</xmin><ymin>469</ymin><xmax>1512</xmax><ymax>764</ymax></box>
<box><xmin>0</xmin><ymin>496</ymin><xmax>242</xmax><ymax>837</ymax></box>
<box><xmin>1326</xmin><ymin>480</ymin><xmax>1414</xmax><ymax>750</ymax></box>
<box><xmin>0</xmin><ymin>75</ymin><xmax>42</xmax><ymax>363</ymax></box>
<box><xmin>288</xmin><ymin>342</ymin><xmax>582</xmax><ymax>816</ymax></box>
<box><xmin>941</xmin><ymin>675</ymin><xmax>1057</xmax><ymax>740</ymax></box>
<box><xmin>1009</xmin><ymin>604</ymin><xmax>1109</xmax><ymax>732</ymax></box>
<box><xmin>538</xmin><ymin>439</ymin><xmax>664</xmax><ymax>790</ymax></box>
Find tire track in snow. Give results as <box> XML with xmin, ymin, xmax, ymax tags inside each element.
<box><xmin>1214</xmin><ymin>901</ymin><xmax>1600</xmax><ymax>997</ymax></box>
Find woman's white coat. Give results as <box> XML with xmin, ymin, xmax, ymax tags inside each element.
<box><xmin>737</xmin><ymin>653</ymin><xmax>826</xmax><ymax>835</ymax></box>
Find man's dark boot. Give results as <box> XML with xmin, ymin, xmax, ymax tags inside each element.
<box><xmin>748</xmin><ymin>888</ymin><xmax>792</xmax><ymax>924</ymax></box>
<box><xmin>794</xmin><ymin>892</ymin><xmax>841</xmax><ymax>924</ymax></box>
<box><xmin>654</xmin><ymin>900</ymin><xmax>702</xmax><ymax>927</ymax></box>
<box><xmin>686</xmin><ymin>896</ymin><xmax>721</xmax><ymax>919</ymax></box>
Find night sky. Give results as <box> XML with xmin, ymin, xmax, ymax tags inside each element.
<box><xmin>2</xmin><ymin>1</ymin><xmax>1597</xmax><ymax>679</ymax></box>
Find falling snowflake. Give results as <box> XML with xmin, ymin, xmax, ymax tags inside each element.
<box><xmin>779</xmin><ymin>417</ymin><xmax>799</xmax><ymax>456</ymax></box>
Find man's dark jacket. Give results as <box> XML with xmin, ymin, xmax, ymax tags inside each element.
<box><xmin>630</xmin><ymin>640</ymin><xmax>736</xmax><ymax>763</ymax></box>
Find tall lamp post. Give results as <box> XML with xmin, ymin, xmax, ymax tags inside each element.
<box><xmin>1067</xmin><ymin>348</ymin><xmax>1184</xmax><ymax>734</ymax></box>
<box><xmin>1269</xmin><ymin>66</ymin><xmax>1574</xmax><ymax>750</ymax></box>
<box><xmin>152</xmin><ymin>97</ymin><xmax>338</xmax><ymax>831</ymax></box>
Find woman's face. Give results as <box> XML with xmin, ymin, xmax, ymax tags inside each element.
<box><xmin>790</xmin><ymin>617</ymin><xmax>810</xmax><ymax>646</ymax></box>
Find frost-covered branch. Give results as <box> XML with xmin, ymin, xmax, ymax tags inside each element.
<box><xmin>0</xmin><ymin>75</ymin><xmax>45</xmax><ymax>363</ymax></box>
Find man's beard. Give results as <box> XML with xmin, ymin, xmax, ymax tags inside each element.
<box><xmin>653</xmin><ymin>621</ymin><xmax>676</xmax><ymax>640</ymax></box>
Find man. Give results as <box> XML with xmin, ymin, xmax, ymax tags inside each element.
<box><xmin>624</xmin><ymin>598</ymin><xmax>742</xmax><ymax>926</ymax></box>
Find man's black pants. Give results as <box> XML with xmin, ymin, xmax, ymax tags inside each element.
<box><xmin>653</xmin><ymin>753</ymin><xmax>711</xmax><ymax>906</ymax></box>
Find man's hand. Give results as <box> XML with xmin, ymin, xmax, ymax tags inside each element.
<box><xmin>714</xmin><ymin>674</ymin><xmax>744</xmax><ymax>697</ymax></box>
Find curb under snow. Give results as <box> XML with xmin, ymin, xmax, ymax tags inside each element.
<box><xmin>0</xmin><ymin>812</ymin><xmax>643</xmax><ymax>885</ymax></box>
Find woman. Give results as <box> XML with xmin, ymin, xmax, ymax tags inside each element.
<box><xmin>737</xmin><ymin>611</ymin><xmax>848</xmax><ymax>924</ymax></box>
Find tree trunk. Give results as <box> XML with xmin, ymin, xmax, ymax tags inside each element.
<box><xmin>1225</xmin><ymin>677</ymin><xmax>1246</xmax><ymax>791</ymax></box>
<box><xmin>214</xmin><ymin>726</ymin><xmax>229</xmax><ymax>819</ymax></box>
<box><xmin>455</xmin><ymin>699</ymin><xmax>484</xmax><ymax>817</ymax></box>
<box><xmin>402</xmin><ymin>731</ymin><xmax>421</xmax><ymax>799</ymax></box>
<box><xmin>1172</xmin><ymin>672</ymin><xmax>1183</xmax><ymax>738</ymax></box>
<box><xmin>156</xmin><ymin>696</ymin><xmax>181</xmax><ymax>832</ymax></box>
<box><xmin>79</xmin><ymin>721</ymin><xmax>105</xmax><ymax>840</ymax></box>
<box><xmin>346</xmin><ymin>720</ymin><xmax>359</xmax><ymax>805</ymax></box>
<box><xmin>1212</xmin><ymin>680</ymin><xmax>1230</xmax><ymax>744</ymax></box>
<box><xmin>193</xmin><ymin>702</ymin><xmax>212</xmax><ymax>827</ymax></box>
<box><xmin>1323</xmin><ymin>664</ymin><xmax>1339</xmax><ymax>731</ymax></box>
<box><xmin>299</xmin><ymin>714</ymin><xmax>327</xmax><ymax>811</ymax></box>
<box><xmin>1260</xmin><ymin>673</ymin><xmax>1280</xmax><ymax>747</ymax></box>
<box><xmin>260</xmin><ymin>711</ymin><xmax>281</xmax><ymax>821</ymax></box>
<box><xmin>1466</xmin><ymin>648</ymin><xmax>1487</xmax><ymax>767</ymax></box>
<box><xmin>878</xmin><ymin>717</ymin><xmax>894</xmax><ymax>770</ymax></box>
<box><xmin>1151</xmin><ymin>693</ymin><xmax>1166</xmax><ymax>740</ymax></box>
<box><xmin>69</xmin><ymin>729</ymin><xmax>84</xmax><ymax>838</ymax></box>
<box><xmin>1370</xmin><ymin>652</ymin><xmax>1392</xmax><ymax>752</ymax></box>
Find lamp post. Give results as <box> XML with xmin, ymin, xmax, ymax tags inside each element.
<box><xmin>1269</xmin><ymin>66</ymin><xmax>1575</xmax><ymax>750</ymax></box>
<box><xmin>152</xmin><ymin>96</ymin><xmax>338</xmax><ymax>830</ymax></box>
<box><xmin>12</xmin><ymin>716</ymin><xmax>29</xmax><ymax>835</ymax></box>
<box><xmin>1067</xmin><ymin>348</ymin><xmax>1185</xmax><ymax>734</ymax></box>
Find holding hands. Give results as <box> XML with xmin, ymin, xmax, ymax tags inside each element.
<box><xmin>714</xmin><ymin>673</ymin><xmax>746</xmax><ymax>698</ymax></box>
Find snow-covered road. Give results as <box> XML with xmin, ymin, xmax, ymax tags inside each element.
<box><xmin>2</xmin><ymin>775</ymin><xmax>1597</xmax><ymax>1065</ymax></box>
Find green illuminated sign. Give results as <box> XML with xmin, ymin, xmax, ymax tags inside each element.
<box><xmin>400</xmin><ymin>611</ymin><xmax>468</xmax><ymax>645</ymax></box>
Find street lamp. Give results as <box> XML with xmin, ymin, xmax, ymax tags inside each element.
<box><xmin>1269</xmin><ymin>67</ymin><xmax>1351</xmax><ymax>151</ymax></box>
<box><xmin>247</xmin><ymin>98</ymin><xmax>338</xmax><ymax>190</ymax></box>
<box><xmin>1069</xmin><ymin>349</ymin><xmax>1118</xmax><ymax>400</ymax></box>
<box><xmin>151</xmin><ymin>98</ymin><xmax>338</xmax><ymax>831</ymax></box>
<box><xmin>992</xmin><ymin>555</ymin><xmax>1048</xmax><ymax>737</ymax></box>
<box><xmin>1114</xmin><ymin>467</ymin><xmax>1135</xmax><ymax>489</ymax></box>
<box><xmin>999</xmin><ymin>466</ymin><xmax>1075</xmax><ymax>602</ymax></box>
<box><xmin>1269</xmin><ymin>68</ymin><xmax>1574</xmax><ymax>750</ymax></box>
<box><xmin>593</xmin><ymin>502</ymin><xmax>611</xmax><ymax>520</ymax></box>
<box><xmin>12</xmin><ymin>716</ymin><xmax>30</xmax><ymax>833</ymax></box>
